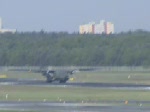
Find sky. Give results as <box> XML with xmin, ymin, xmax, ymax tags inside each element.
<box><xmin>0</xmin><ymin>0</ymin><xmax>150</xmax><ymax>33</ymax></box>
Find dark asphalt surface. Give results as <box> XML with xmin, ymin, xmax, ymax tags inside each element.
<box><xmin>0</xmin><ymin>78</ymin><xmax>150</xmax><ymax>90</ymax></box>
<box><xmin>0</xmin><ymin>101</ymin><xmax>150</xmax><ymax>112</ymax></box>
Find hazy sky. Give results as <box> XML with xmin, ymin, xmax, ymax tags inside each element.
<box><xmin>0</xmin><ymin>0</ymin><xmax>150</xmax><ymax>33</ymax></box>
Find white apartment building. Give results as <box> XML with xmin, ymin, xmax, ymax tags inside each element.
<box><xmin>0</xmin><ymin>18</ymin><xmax>16</xmax><ymax>33</ymax></box>
<box><xmin>95</xmin><ymin>20</ymin><xmax>106</xmax><ymax>34</ymax></box>
<box><xmin>79</xmin><ymin>20</ymin><xmax>114</xmax><ymax>35</ymax></box>
<box><xmin>0</xmin><ymin>18</ymin><xmax>2</xmax><ymax>29</ymax></box>
<box><xmin>105</xmin><ymin>22</ymin><xmax>114</xmax><ymax>34</ymax></box>
<box><xmin>79</xmin><ymin>22</ymin><xmax>95</xmax><ymax>34</ymax></box>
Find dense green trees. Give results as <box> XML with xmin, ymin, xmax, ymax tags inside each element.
<box><xmin>0</xmin><ymin>31</ymin><xmax>150</xmax><ymax>66</ymax></box>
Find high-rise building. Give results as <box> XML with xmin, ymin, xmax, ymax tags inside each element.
<box><xmin>105</xmin><ymin>22</ymin><xmax>114</xmax><ymax>34</ymax></box>
<box><xmin>0</xmin><ymin>18</ymin><xmax>2</xmax><ymax>29</ymax></box>
<box><xmin>79</xmin><ymin>22</ymin><xmax>95</xmax><ymax>34</ymax></box>
<box><xmin>95</xmin><ymin>20</ymin><xmax>106</xmax><ymax>34</ymax></box>
<box><xmin>79</xmin><ymin>20</ymin><xmax>114</xmax><ymax>35</ymax></box>
<box><xmin>0</xmin><ymin>18</ymin><xmax>16</xmax><ymax>33</ymax></box>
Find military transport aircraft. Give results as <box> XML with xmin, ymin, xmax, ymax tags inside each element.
<box><xmin>40</xmin><ymin>69</ymin><xmax>78</xmax><ymax>83</ymax></box>
<box><xmin>8</xmin><ymin>66</ymin><xmax>93</xmax><ymax>83</ymax></box>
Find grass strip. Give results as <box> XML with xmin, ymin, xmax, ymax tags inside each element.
<box><xmin>0</xmin><ymin>85</ymin><xmax>150</xmax><ymax>102</ymax></box>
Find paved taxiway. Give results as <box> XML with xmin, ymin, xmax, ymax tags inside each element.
<box><xmin>0</xmin><ymin>78</ymin><xmax>150</xmax><ymax>90</ymax></box>
<box><xmin>0</xmin><ymin>101</ymin><xmax>150</xmax><ymax>112</ymax></box>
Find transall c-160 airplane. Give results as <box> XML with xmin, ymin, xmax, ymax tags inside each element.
<box><xmin>41</xmin><ymin>69</ymin><xmax>78</xmax><ymax>83</ymax></box>
<box><xmin>8</xmin><ymin>67</ymin><xmax>94</xmax><ymax>83</ymax></box>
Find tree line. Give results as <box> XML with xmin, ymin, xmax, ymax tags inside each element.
<box><xmin>0</xmin><ymin>30</ymin><xmax>150</xmax><ymax>66</ymax></box>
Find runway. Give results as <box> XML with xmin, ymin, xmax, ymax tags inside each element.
<box><xmin>0</xmin><ymin>78</ymin><xmax>150</xmax><ymax>90</ymax></box>
<box><xmin>0</xmin><ymin>101</ymin><xmax>150</xmax><ymax>112</ymax></box>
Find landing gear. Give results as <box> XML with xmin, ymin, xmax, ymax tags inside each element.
<box><xmin>46</xmin><ymin>76</ymin><xmax>53</xmax><ymax>83</ymax></box>
<box><xmin>46</xmin><ymin>79</ymin><xmax>52</xmax><ymax>83</ymax></box>
<box><xmin>59</xmin><ymin>77</ymin><xmax>69</xmax><ymax>83</ymax></box>
<box><xmin>59</xmin><ymin>80</ymin><xmax>67</xmax><ymax>83</ymax></box>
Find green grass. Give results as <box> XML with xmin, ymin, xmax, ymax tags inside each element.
<box><xmin>0</xmin><ymin>71</ymin><xmax>45</xmax><ymax>80</ymax></box>
<box><xmin>0</xmin><ymin>85</ymin><xmax>150</xmax><ymax>102</ymax></box>
<box><xmin>72</xmin><ymin>71</ymin><xmax>150</xmax><ymax>85</ymax></box>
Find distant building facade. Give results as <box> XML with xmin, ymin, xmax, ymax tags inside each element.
<box><xmin>79</xmin><ymin>22</ymin><xmax>95</xmax><ymax>34</ymax></box>
<box><xmin>0</xmin><ymin>18</ymin><xmax>2</xmax><ymax>29</ymax></box>
<box><xmin>105</xmin><ymin>22</ymin><xmax>114</xmax><ymax>34</ymax></box>
<box><xmin>95</xmin><ymin>20</ymin><xmax>106</xmax><ymax>34</ymax></box>
<box><xmin>0</xmin><ymin>18</ymin><xmax>16</xmax><ymax>33</ymax></box>
<box><xmin>79</xmin><ymin>20</ymin><xmax>114</xmax><ymax>34</ymax></box>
